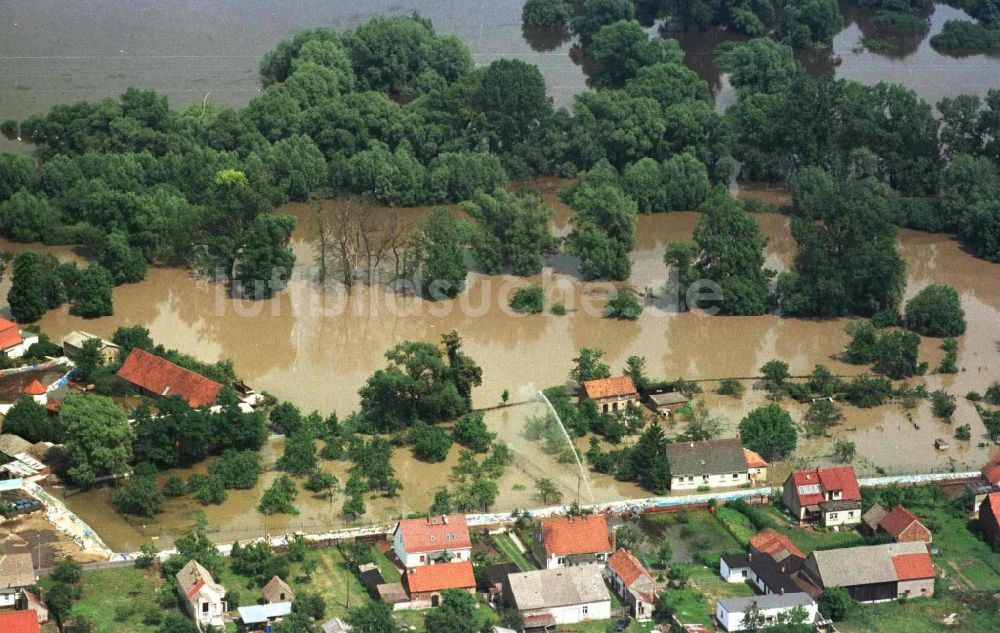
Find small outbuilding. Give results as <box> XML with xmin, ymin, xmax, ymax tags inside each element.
<box><xmin>261</xmin><ymin>575</ymin><xmax>294</xmax><ymax>604</ymax></box>
<box><xmin>715</xmin><ymin>593</ymin><xmax>818</xmax><ymax>632</ymax></box>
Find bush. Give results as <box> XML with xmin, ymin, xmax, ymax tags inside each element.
<box><xmin>606</xmin><ymin>286</ymin><xmax>643</xmax><ymax>319</ymax></box>
<box><xmin>905</xmin><ymin>284</ymin><xmax>966</xmax><ymax>337</ymax></box>
<box><xmin>845</xmin><ymin>375</ymin><xmax>893</xmax><ymax>408</ymax></box>
<box><xmin>258</xmin><ymin>475</ymin><xmax>299</xmax><ymax>515</ymax></box>
<box><xmin>938</xmin><ymin>337</ymin><xmax>958</xmax><ymax>374</ymax></box>
<box><xmin>550</xmin><ymin>302</ymin><xmax>566</xmax><ymax>315</ymax></box>
<box><xmin>208</xmin><ymin>449</ymin><xmax>262</xmax><ymax>489</ymax></box>
<box><xmin>194</xmin><ymin>475</ymin><xmax>227</xmax><ymax>505</ymax></box>
<box><xmin>162</xmin><ymin>475</ymin><xmax>186</xmax><ymax>497</ymax></box>
<box><xmin>410</xmin><ymin>422</ymin><xmax>453</xmax><ymax>462</ymax></box>
<box><xmin>452</xmin><ymin>412</ymin><xmax>496</xmax><ymax>452</ymax></box>
<box><xmin>509</xmin><ymin>285</ymin><xmax>544</xmax><ymax>313</ymax></box>
<box><xmin>717</xmin><ymin>378</ymin><xmax>745</xmax><ymax>398</ymax></box>
<box><xmin>931</xmin><ymin>390</ymin><xmax>957</xmax><ymax>419</ymax></box>
<box><xmin>738</xmin><ymin>404</ymin><xmax>798</xmax><ymax>460</ymax></box>
<box><xmin>818</xmin><ymin>586</ymin><xmax>853</xmax><ymax>621</ymax></box>
<box><xmin>522</xmin><ymin>0</ymin><xmax>572</xmax><ymax>27</ymax></box>
<box><xmin>112</xmin><ymin>475</ymin><xmax>164</xmax><ymax>517</ymax></box>
<box><xmin>955</xmin><ymin>424</ymin><xmax>971</xmax><ymax>441</ymax></box>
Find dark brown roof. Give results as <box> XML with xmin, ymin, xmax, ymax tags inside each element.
<box><xmin>665</xmin><ymin>437</ymin><xmax>748</xmax><ymax>477</ymax></box>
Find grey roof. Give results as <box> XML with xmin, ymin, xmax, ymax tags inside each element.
<box><xmin>175</xmin><ymin>559</ymin><xmax>225</xmax><ymax>598</ymax></box>
<box><xmin>239</xmin><ymin>602</ymin><xmax>292</xmax><ymax>624</ymax></box>
<box><xmin>807</xmin><ymin>542</ymin><xmax>928</xmax><ymax>588</ymax></box>
<box><xmin>665</xmin><ymin>437</ymin><xmax>748</xmax><ymax>477</ymax></box>
<box><xmin>0</xmin><ymin>554</ymin><xmax>34</xmax><ymax>588</ymax></box>
<box><xmin>322</xmin><ymin>618</ymin><xmax>353</xmax><ymax>633</ymax></box>
<box><xmin>820</xmin><ymin>499</ymin><xmax>862</xmax><ymax>512</ymax></box>
<box><xmin>62</xmin><ymin>330</ymin><xmax>118</xmax><ymax>350</ymax></box>
<box><xmin>507</xmin><ymin>564</ymin><xmax>610</xmax><ymax>611</ymax></box>
<box><xmin>862</xmin><ymin>504</ymin><xmax>888</xmax><ymax>529</ymax></box>
<box><xmin>647</xmin><ymin>392</ymin><xmax>689</xmax><ymax>407</ymax></box>
<box><xmin>718</xmin><ymin>592</ymin><xmax>815</xmax><ymax>614</ymax></box>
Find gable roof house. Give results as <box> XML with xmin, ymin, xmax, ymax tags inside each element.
<box><xmin>665</xmin><ymin>438</ymin><xmax>763</xmax><ymax>491</ymax></box>
<box><xmin>534</xmin><ymin>514</ymin><xmax>613</xmax><ymax>570</ymax></box>
<box><xmin>117</xmin><ymin>348</ymin><xmax>223</xmax><ymax>407</ymax></box>
<box><xmin>748</xmin><ymin>529</ymin><xmax>805</xmax><ymax>564</ymax></box>
<box><xmin>715</xmin><ymin>593</ymin><xmax>818</xmax><ymax>632</ymax></box>
<box><xmin>782</xmin><ymin>467</ymin><xmax>862</xmax><ymax>527</ymax></box>
<box><xmin>580</xmin><ymin>376</ymin><xmax>639</xmax><ymax>414</ymax></box>
<box><xmin>62</xmin><ymin>330</ymin><xmax>121</xmax><ymax>364</ymax></box>
<box><xmin>878</xmin><ymin>505</ymin><xmax>932</xmax><ymax>544</ymax></box>
<box><xmin>800</xmin><ymin>542</ymin><xmax>934</xmax><ymax>603</ymax></box>
<box><xmin>719</xmin><ymin>551</ymin><xmax>811</xmax><ymax>597</ymax></box>
<box><xmin>504</xmin><ymin>564</ymin><xmax>611</xmax><ymax>626</ymax></box>
<box><xmin>0</xmin><ymin>610</ymin><xmax>40</xmax><ymax>633</ymax></box>
<box><xmin>604</xmin><ymin>549</ymin><xmax>659</xmax><ymax>620</ymax></box>
<box><xmin>861</xmin><ymin>504</ymin><xmax>889</xmax><ymax>535</ymax></box>
<box><xmin>979</xmin><ymin>492</ymin><xmax>1000</xmax><ymax>545</ymax></box>
<box><xmin>0</xmin><ymin>318</ymin><xmax>38</xmax><ymax>360</ymax></box>
<box><xmin>393</xmin><ymin>514</ymin><xmax>472</xmax><ymax>569</ymax></box>
<box><xmin>0</xmin><ymin>553</ymin><xmax>35</xmax><ymax>608</ymax></box>
<box><xmin>176</xmin><ymin>559</ymin><xmax>228</xmax><ymax>631</ymax></box>
<box><xmin>261</xmin><ymin>575</ymin><xmax>294</xmax><ymax>604</ymax></box>
<box><xmin>403</xmin><ymin>560</ymin><xmax>476</xmax><ymax>606</ymax></box>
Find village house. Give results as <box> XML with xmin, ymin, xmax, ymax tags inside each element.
<box><xmin>0</xmin><ymin>610</ymin><xmax>40</xmax><ymax>633</ymax></box>
<box><xmin>503</xmin><ymin>564</ymin><xmax>611</xmax><ymax>627</ymax></box>
<box><xmin>0</xmin><ymin>318</ymin><xmax>38</xmax><ymax>360</ymax></box>
<box><xmin>261</xmin><ymin>575</ymin><xmax>294</xmax><ymax>604</ymax></box>
<box><xmin>0</xmin><ymin>553</ymin><xmax>35</xmax><ymax>608</ymax></box>
<box><xmin>402</xmin><ymin>560</ymin><xmax>476</xmax><ymax>606</ymax></box>
<box><xmin>604</xmin><ymin>548</ymin><xmax>658</xmax><ymax>621</ymax></box>
<box><xmin>579</xmin><ymin>376</ymin><xmax>639</xmax><ymax>413</ymax></box>
<box><xmin>978</xmin><ymin>492</ymin><xmax>1000</xmax><ymax>545</ymax></box>
<box><xmin>799</xmin><ymin>542</ymin><xmax>935</xmax><ymax>603</ymax></box>
<box><xmin>748</xmin><ymin>529</ymin><xmax>805</xmax><ymax>565</ymax></box>
<box><xmin>719</xmin><ymin>551</ymin><xmax>806</xmax><ymax>596</ymax></box>
<box><xmin>863</xmin><ymin>505</ymin><xmax>932</xmax><ymax>544</ymax></box>
<box><xmin>239</xmin><ymin>603</ymin><xmax>292</xmax><ymax>630</ymax></box>
<box><xmin>392</xmin><ymin>514</ymin><xmax>472</xmax><ymax>569</ymax></box>
<box><xmin>117</xmin><ymin>348</ymin><xmax>223</xmax><ymax>408</ymax></box>
<box><xmin>61</xmin><ymin>330</ymin><xmax>121</xmax><ymax>365</ymax></box>
<box><xmin>968</xmin><ymin>453</ymin><xmax>1000</xmax><ymax>513</ymax></box>
<box><xmin>18</xmin><ymin>588</ymin><xmax>48</xmax><ymax>624</ymax></box>
<box><xmin>533</xmin><ymin>514</ymin><xmax>613</xmax><ymax>569</ymax></box>
<box><xmin>715</xmin><ymin>593</ymin><xmax>818</xmax><ymax>632</ymax></box>
<box><xmin>176</xmin><ymin>560</ymin><xmax>228</xmax><ymax>631</ymax></box>
<box><xmin>643</xmin><ymin>386</ymin><xmax>689</xmax><ymax>417</ymax></box>
<box><xmin>22</xmin><ymin>381</ymin><xmax>47</xmax><ymax>406</ymax></box>
<box><xmin>665</xmin><ymin>438</ymin><xmax>765</xmax><ymax>491</ymax></box>
<box><xmin>782</xmin><ymin>467</ymin><xmax>862</xmax><ymax>527</ymax></box>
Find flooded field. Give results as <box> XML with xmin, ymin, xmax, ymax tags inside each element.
<box><xmin>4</xmin><ymin>176</ymin><xmax>993</xmax><ymax>551</ymax></box>
<box><xmin>3</xmin><ymin>2</ymin><xmax>1000</xmax><ymax>154</ymax></box>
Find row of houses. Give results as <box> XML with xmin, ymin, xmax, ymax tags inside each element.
<box><xmin>0</xmin><ymin>553</ymin><xmax>46</xmax><ymax>633</ymax></box>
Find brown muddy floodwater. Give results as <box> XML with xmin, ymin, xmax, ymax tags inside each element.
<box><xmin>4</xmin><ymin>178</ymin><xmax>995</xmax><ymax>551</ymax></box>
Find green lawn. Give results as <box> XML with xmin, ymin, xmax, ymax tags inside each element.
<box><xmin>494</xmin><ymin>532</ymin><xmax>537</xmax><ymax>570</ymax></box>
<box><xmin>837</xmin><ymin>595</ymin><xmax>1000</xmax><ymax>633</ymax></box>
<box><xmin>49</xmin><ymin>566</ymin><xmax>167</xmax><ymax>633</ymax></box>
<box><xmin>925</xmin><ymin>510</ymin><xmax>1000</xmax><ymax>593</ymax></box>
<box><xmin>371</xmin><ymin>544</ymin><xmax>402</xmax><ymax>583</ymax></box>
<box><xmin>753</xmin><ymin>504</ymin><xmax>866</xmax><ymax>552</ymax></box>
<box><xmin>656</xmin><ymin>586</ymin><xmax>713</xmax><ymax>628</ymax></box>
<box><xmin>714</xmin><ymin>506</ymin><xmax>756</xmax><ymax>546</ymax></box>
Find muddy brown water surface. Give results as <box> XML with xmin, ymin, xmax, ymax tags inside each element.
<box><xmin>0</xmin><ymin>178</ymin><xmax>994</xmax><ymax>551</ymax></box>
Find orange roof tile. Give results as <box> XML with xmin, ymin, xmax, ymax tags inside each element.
<box><xmin>607</xmin><ymin>548</ymin><xmax>651</xmax><ymax>588</ymax></box>
<box><xmin>540</xmin><ymin>514</ymin><xmax>612</xmax><ymax>557</ymax></box>
<box><xmin>0</xmin><ymin>610</ymin><xmax>40</xmax><ymax>633</ymax></box>
<box><xmin>396</xmin><ymin>514</ymin><xmax>471</xmax><ymax>554</ymax></box>
<box><xmin>743</xmin><ymin>448</ymin><xmax>767</xmax><ymax>469</ymax></box>
<box><xmin>23</xmin><ymin>380</ymin><xmax>46</xmax><ymax>396</ymax></box>
<box><xmin>892</xmin><ymin>552</ymin><xmax>935</xmax><ymax>581</ymax></box>
<box><xmin>749</xmin><ymin>528</ymin><xmax>805</xmax><ymax>561</ymax></box>
<box><xmin>879</xmin><ymin>505</ymin><xmax>923</xmax><ymax>539</ymax></box>
<box><xmin>983</xmin><ymin>452</ymin><xmax>1000</xmax><ymax>485</ymax></box>
<box><xmin>581</xmin><ymin>376</ymin><xmax>637</xmax><ymax>400</ymax></box>
<box><xmin>788</xmin><ymin>467</ymin><xmax>861</xmax><ymax>507</ymax></box>
<box><xmin>0</xmin><ymin>318</ymin><xmax>24</xmax><ymax>351</ymax></box>
<box><xmin>405</xmin><ymin>560</ymin><xmax>475</xmax><ymax>593</ymax></box>
<box><xmin>982</xmin><ymin>493</ymin><xmax>1000</xmax><ymax>521</ymax></box>
<box><xmin>117</xmin><ymin>348</ymin><xmax>222</xmax><ymax>407</ymax></box>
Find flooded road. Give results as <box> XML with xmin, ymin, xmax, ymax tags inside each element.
<box><xmin>6</xmin><ymin>178</ymin><xmax>996</xmax><ymax>551</ymax></box>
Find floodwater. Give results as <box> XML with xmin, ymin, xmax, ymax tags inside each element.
<box><xmin>2</xmin><ymin>1</ymin><xmax>1000</xmax><ymax>152</ymax></box>
<box><xmin>9</xmin><ymin>178</ymin><xmax>998</xmax><ymax>551</ymax></box>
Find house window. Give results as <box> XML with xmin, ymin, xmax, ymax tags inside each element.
<box><xmin>847</xmin><ymin>511</ymin><xmax>855</xmax><ymax>518</ymax></box>
<box><xmin>582</xmin><ymin>606</ymin><xmax>589</xmax><ymax>615</ymax></box>
<box><xmin>688</xmin><ymin>476</ymin><xmax>694</xmax><ymax>482</ymax></box>
<box><xmin>733</xmin><ymin>474</ymin><xmax>739</xmax><ymax>479</ymax></box>
<box><xmin>742</xmin><ymin>570</ymin><xmax>748</xmax><ymax>578</ymax></box>
<box><xmin>202</xmin><ymin>602</ymin><xmax>209</xmax><ymax>614</ymax></box>
<box><xmin>558</xmin><ymin>558</ymin><xmax>566</xmax><ymax>565</ymax></box>
<box><xmin>420</xmin><ymin>555</ymin><xmax>426</xmax><ymax>563</ymax></box>
<box><xmin>829</xmin><ymin>513</ymin><xmax>838</xmax><ymax>519</ymax></box>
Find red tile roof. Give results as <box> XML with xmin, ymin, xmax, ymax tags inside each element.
<box><xmin>396</xmin><ymin>515</ymin><xmax>471</xmax><ymax>554</ymax></box>
<box><xmin>982</xmin><ymin>493</ymin><xmax>1000</xmax><ymax>522</ymax></box>
<box><xmin>607</xmin><ymin>548</ymin><xmax>650</xmax><ymax>588</ymax></box>
<box><xmin>405</xmin><ymin>560</ymin><xmax>475</xmax><ymax>594</ymax></box>
<box><xmin>891</xmin><ymin>552</ymin><xmax>935</xmax><ymax>581</ymax></box>
<box><xmin>983</xmin><ymin>452</ymin><xmax>1000</xmax><ymax>485</ymax></box>
<box><xmin>540</xmin><ymin>514</ymin><xmax>612</xmax><ymax>557</ymax></box>
<box><xmin>581</xmin><ymin>376</ymin><xmax>637</xmax><ymax>400</ymax></box>
<box><xmin>117</xmin><ymin>348</ymin><xmax>222</xmax><ymax>407</ymax></box>
<box><xmin>879</xmin><ymin>505</ymin><xmax>922</xmax><ymax>539</ymax></box>
<box><xmin>0</xmin><ymin>318</ymin><xmax>24</xmax><ymax>351</ymax></box>
<box><xmin>743</xmin><ymin>448</ymin><xmax>767</xmax><ymax>469</ymax></box>
<box><xmin>748</xmin><ymin>528</ymin><xmax>805</xmax><ymax>561</ymax></box>
<box><xmin>788</xmin><ymin>467</ymin><xmax>861</xmax><ymax>507</ymax></box>
<box><xmin>0</xmin><ymin>610</ymin><xmax>40</xmax><ymax>633</ymax></box>
<box><xmin>23</xmin><ymin>380</ymin><xmax>46</xmax><ymax>396</ymax></box>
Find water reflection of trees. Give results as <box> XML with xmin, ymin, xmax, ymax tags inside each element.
<box><xmin>522</xmin><ymin>25</ymin><xmax>572</xmax><ymax>52</ymax></box>
<box><xmin>842</xmin><ymin>2</ymin><xmax>929</xmax><ymax>59</ymax></box>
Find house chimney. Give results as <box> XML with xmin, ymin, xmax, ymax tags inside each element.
<box><xmin>443</xmin><ymin>515</ymin><xmax>449</xmax><ymax>524</ymax></box>
<box><xmin>747</xmin><ymin>553</ymin><xmax>752</xmax><ymax>563</ymax></box>
<box><xmin>779</xmin><ymin>587</ymin><xmax>785</xmax><ymax>596</ymax></box>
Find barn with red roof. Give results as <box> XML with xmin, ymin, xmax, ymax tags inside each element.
<box><xmin>403</xmin><ymin>560</ymin><xmax>475</xmax><ymax>605</ymax></box>
<box><xmin>534</xmin><ymin>514</ymin><xmax>613</xmax><ymax>569</ymax></box>
<box><xmin>117</xmin><ymin>348</ymin><xmax>222</xmax><ymax>407</ymax></box>
<box><xmin>782</xmin><ymin>466</ymin><xmax>862</xmax><ymax>527</ymax></box>
<box><xmin>878</xmin><ymin>505</ymin><xmax>932</xmax><ymax>544</ymax></box>
<box><xmin>979</xmin><ymin>492</ymin><xmax>1000</xmax><ymax>545</ymax></box>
